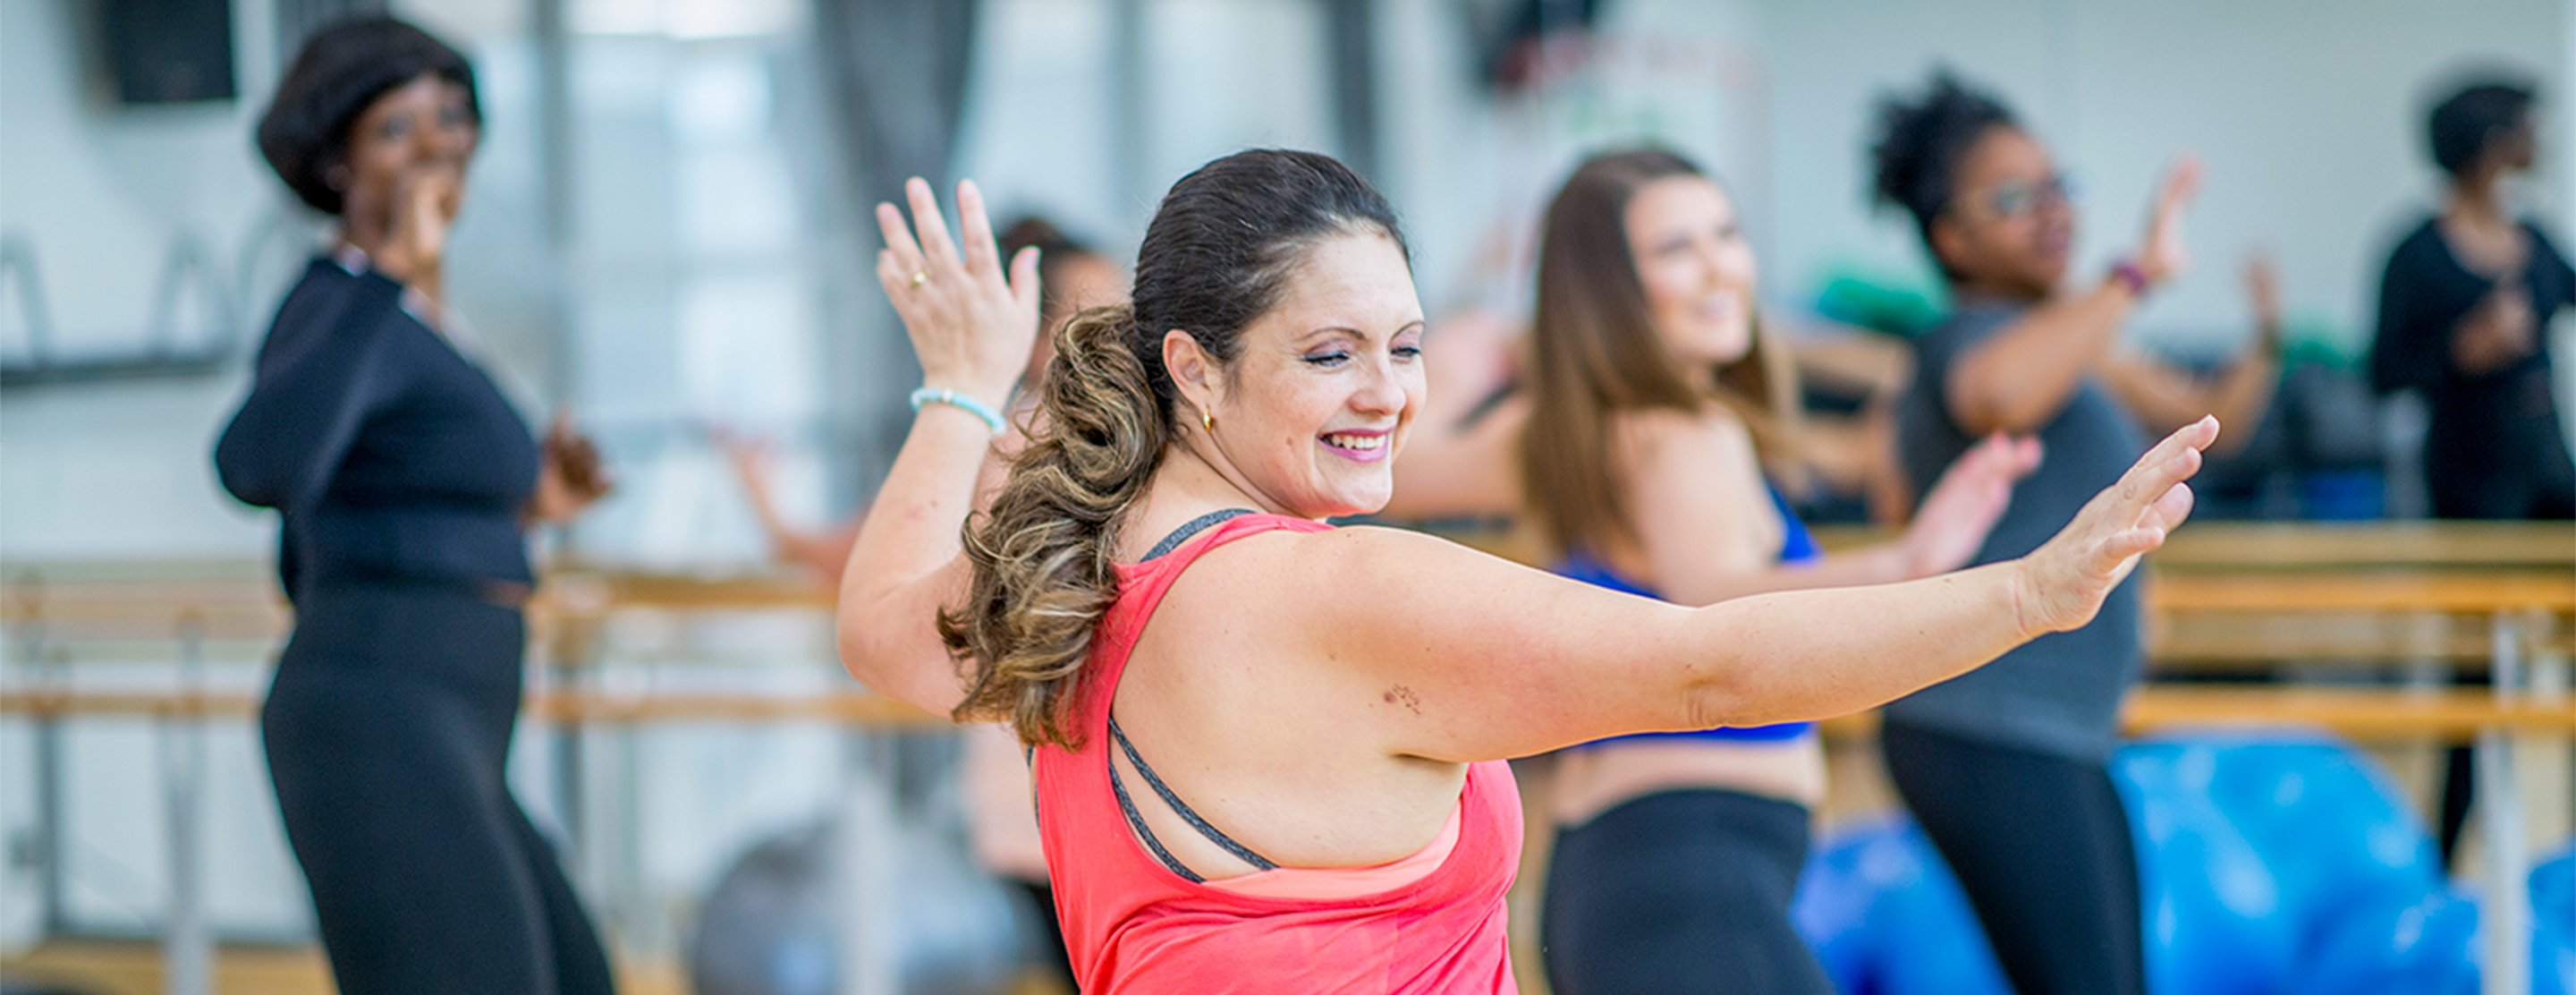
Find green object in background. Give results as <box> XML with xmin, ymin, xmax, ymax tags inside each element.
<box><xmin>1806</xmin><ymin>261</ymin><xmax>2372</xmax><ymax>373</ymax></box>
<box><xmin>1811</xmin><ymin>264</ymin><xmax>1949</xmax><ymax>339</ymax></box>
<box><xmin>2278</xmin><ymin>316</ymin><xmax>2363</xmax><ymax>370</ymax></box>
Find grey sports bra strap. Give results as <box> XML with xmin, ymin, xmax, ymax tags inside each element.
<box><xmin>1141</xmin><ymin>508</ymin><xmax>1258</xmax><ymax>562</ymax></box>
<box><xmin>1106</xmin><ymin>744</ymin><xmax>1205</xmax><ymax>882</ymax></box>
<box><xmin>1107</xmin><ymin>715</ymin><xmax>1280</xmax><ymax>880</ymax></box>
<box><xmin>1107</xmin><ymin>506</ymin><xmax>1274</xmax><ymax>880</ymax></box>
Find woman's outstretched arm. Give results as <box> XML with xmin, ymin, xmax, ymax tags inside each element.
<box><xmin>835</xmin><ymin>177</ymin><xmax>1040</xmax><ymax>714</ymax></box>
<box><xmin>1623</xmin><ymin>412</ymin><xmax>2038</xmax><ymax>606</ymax></box>
<box><xmin>1292</xmin><ymin>416</ymin><xmax>2214</xmax><ymax>763</ymax></box>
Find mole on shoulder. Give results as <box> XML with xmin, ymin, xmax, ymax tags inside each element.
<box><xmin>1383</xmin><ymin>685</ymin><xmax>1422</xmax><ymax>716</ymax></box>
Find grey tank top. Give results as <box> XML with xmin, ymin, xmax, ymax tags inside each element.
<box><xmin>1886</xmin><ymin>301</ymin><xmax>2147</xmax><ymax>761</ymax></box>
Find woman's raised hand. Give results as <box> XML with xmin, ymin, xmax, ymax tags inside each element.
<box><xmin>1901</xmin><ymin>433</ymin><xmax>2043</xmax><ymax>577</ymax></box>
<box><xmin>876</xmin><ymin>177</ymin><xmax>1043</xmax><ymax>407</ymax></box>
<box><xmin>530</xmin><ymin>414</ymin><xmax>612</xmax><ymax>524</ymax></box>
<box><xmin>372</xmin><ymin>162</ymin><xmax>464</xmax><ymax>305</ymax></box>
<box><xmin>2134</xmin><ymin>157</ymin><xmax>2203</xmax><ymax>287</ymax></box>
<box><xmin>2012</xmin><ymin>416</ymin><xmax>2218</xmax><ymax>634</ymax></box>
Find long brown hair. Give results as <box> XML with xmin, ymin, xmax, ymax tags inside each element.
<box><xmin>1517</xmin><ymin>149</ymin><xmax>1801</xmax><ymax>560</ymax></box>
<box><xmin>939</xmin><ymin>149</ymin><xmax>1408</xmax><ymax>747</ymax></box>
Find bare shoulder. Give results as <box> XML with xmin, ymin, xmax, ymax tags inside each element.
<box><xmin>1260</xmin><ymin>523</ymin><xmax>1651</xmax><ymax>644</ymax></box>
<box><xmin>1207</xmin><ymin>522</ymin><xmax>1501</xmax><ymax>591</ymax></box>
<box><xmin>1614</xmin><ymin>405</ymin><xmax>1752</xmax><ymax>455</ymax></box>
<box><xmin>1174</xmin><ymin>523</ymin><xmax>1561</xmax><ymax>626</ymax></box>
<box><xmin>1610</xmin><ymin>406</ymin><xmax>1758</xmax><ymax>483</ymax></box>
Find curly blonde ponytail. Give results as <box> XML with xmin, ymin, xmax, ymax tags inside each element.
<box><xmin>941</xmin><ymin>304</ymin><xmax>1168</xmax><ymax>746</ymax></box>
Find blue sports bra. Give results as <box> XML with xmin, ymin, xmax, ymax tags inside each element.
<box><xmin>1554</xmin><ymin>486</ymin><xmax>1821</xmax><ymax>745</ymax></box>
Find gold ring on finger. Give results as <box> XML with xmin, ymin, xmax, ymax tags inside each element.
<box><xmin>911</xmin><ymin>270</ymin><xmax>929</xmax><ymax>287</ymax></box>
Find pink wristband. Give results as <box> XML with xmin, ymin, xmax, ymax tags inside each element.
<box><xmin>2110</xmin><ymin>260</ymin><xmax>2151</xmax><ymax>297</ymax></box>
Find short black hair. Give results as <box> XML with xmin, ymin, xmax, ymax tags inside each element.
<box><xmin>2428</xmin><ymin>75</ymin><xmax>2537</xmax><ymax>178</ymax></box>
<box><xmin>256</xmin><ymin>15</ymin><xmax>479</xmax><ymax>215</ymax></box>
<box><xmin>999</xmin><ymin>215</ymin><xmax>1095</xmax><ymax>277</ymax></box>
<box><xmin>1869</xmin><ymin>69</ymin><xmax>2020</xmax><ymax>248</ymax></box>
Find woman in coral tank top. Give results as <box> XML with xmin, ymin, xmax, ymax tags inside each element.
<box><xmin>835</xmin><ymin>149</ymin><xmax>2217</xmax><ymax>994</ymax></box>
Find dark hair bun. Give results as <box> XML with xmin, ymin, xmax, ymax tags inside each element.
<box><xmin>1868</xmin><ymin>69</ymin><xmax>2018</xmax><ymax>244</ymax></box>
<box><xmin>257</xmin><ymin>15</ymin><xmax>479</xmax><ymax>215</ymax></box>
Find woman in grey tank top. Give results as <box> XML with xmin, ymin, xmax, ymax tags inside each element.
<box><xmin>1866</xmin><ymin>71</ymin><xmax>2281</xmax><ymax>995</ymax></box>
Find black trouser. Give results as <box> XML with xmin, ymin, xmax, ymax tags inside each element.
<box><xmin>1013</xmin><ymin>880</ymin><xmax>1077</xmax><ymax>989</ymax></box>
<box><xmin>1540</xmin><ymin>788</ymin><xmax>1831</xmax><ymax>995</ymax></box>
<box><xmin>2425</xmin><ymin>437</ymin><xmax>2574</xmax><ymax>866</ymax></box>
<box><xmin>265</xmin><ymin>586</ymin><xmax>614</xmax><ymax>995</ymax></box>
<box><xmin>1880</xmin><ymin>721</ymin><xmax>2144</xmax><ymax>995</ymax></box>
<box><xmin>2426</xmin><ymin>431</ymin><xmax>2576</xmax><ymax>522</ymax></box>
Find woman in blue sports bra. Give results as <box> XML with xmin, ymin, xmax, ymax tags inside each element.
<box><xmin>1395</xmin><ymin>149</ymin><xmax>2040</xmax><ymax>994</ymax></box>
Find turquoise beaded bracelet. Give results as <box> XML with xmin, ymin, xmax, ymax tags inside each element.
<box><xmin>910</xmin><ymin>386</ymin><xmax>1005</xmax><ymax>435</ymax></box>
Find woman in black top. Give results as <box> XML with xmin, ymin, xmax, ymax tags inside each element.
<box><xmin>215</xmin><ymin>16</ymin><xmax>614</xmax><ymax>994</ymax></box>
<box><xmin>2370</xmin><ymin>72</ymin><xmax>2575</xmax><ymax>873</ymax></box>
<box><xmin>2372</xmin><ymin>74</ymin><xmax>2575</xmax><ymax>521</ymax></box>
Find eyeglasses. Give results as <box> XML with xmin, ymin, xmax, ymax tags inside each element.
<box><xmin>1966</xmin><ymin>174</ymin><xmax>2077</xmax><ymax>219</ymax></box>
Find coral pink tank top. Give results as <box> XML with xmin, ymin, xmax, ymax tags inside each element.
<box><xmin>1032</xmin><ymin>512</ymin><xmax>1523</xmax><ymax>993</ymax></box>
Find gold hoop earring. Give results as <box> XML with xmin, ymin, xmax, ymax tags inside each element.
<box><xmin>1200</xmin><ymin>406</ymin><xmax>1214</xmax><ymax>431</ymax></box>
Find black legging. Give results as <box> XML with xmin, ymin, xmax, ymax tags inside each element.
<box><xmin>1880</xmin><ymin>721</ymin><xmax>2143</xmax><ymax>995</ymax></box>
<box><xmin>2426</xmin><ymin>441</ymin><xmax>2573</xmax><ymax>867</ymax></box>
<box><xmin>264</xmin><ymin>586</ymin><xmax>614</xmax><ymax>995</ymax></box>
<box><xmin>1540</xmin><ymin>787</ymin><xmax>1832</xmax><ymax>995</ymax></box>
<box><xmin>1013</xmin><ymin>880</ymin><xmax>1077</xmax><ymax>989</ymax></box>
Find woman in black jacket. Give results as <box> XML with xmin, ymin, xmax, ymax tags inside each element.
<box><xmin>2369</xmin><ymin>72</ymin><xmax>2574</xmax><ymax>872</ymax></box>
<box><xmin>216</xmin><ymin>16</ymin><xmax>614</xmax><ymax>994</ymax></box>
<box><xmin>2372</xmin><ymin>73</ymin><xmax>2573</xmax><ymax>521</ymax></box>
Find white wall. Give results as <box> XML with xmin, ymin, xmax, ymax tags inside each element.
<box><xmin>1377</xmin><ymin>0</ymin><xmax>1768</xmax><ymax>316</ymax></box>
<box><xmin>953</xmin><ymin>0</ymin><xmax>1343</xmax><ymax>248</ymax></box>
<box><xmin>0</xmin><ymin>0</ymin><xmax>293</xmax><ymax>562</ymax></box>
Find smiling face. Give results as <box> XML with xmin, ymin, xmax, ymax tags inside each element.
<box><xmin>336</xmin><ymin>73</ymin><xmax>479</xmax><ymax>228</ymax></box>
<box><xmin>1932</xmin><ymin>125</ymin><xmax>2075</xmax><ymax>297</ymax></box>
<box><xmin>1624</xmin><ymin>174</ymin><xmax>1758</xmax><ymax>370</ymax></box>
<box><xmin>1175</xmin><ymin>230</ymin><xmax>1426</xmax><ymax>518</ymax></box>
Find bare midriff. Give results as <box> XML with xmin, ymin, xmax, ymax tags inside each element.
<box><xmin>1550</xmin><ymin>735</ymin><xmax>1826</xmax><ymax>826</ymax></box>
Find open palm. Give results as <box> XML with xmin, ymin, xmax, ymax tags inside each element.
<box><xmin>874</xmin><ymin>177</ymin><xmax>1044</xmax><ymax>407</ymax></box>
<box><xmin>2014</xmin><ymin>416</ymin><xmax>2218</xmax><ymax>634</ymax></box>
<box><xmin>1903</xmin><ymin>433</ymin><xmax>2042</xmax><ymax>577</ymax></box>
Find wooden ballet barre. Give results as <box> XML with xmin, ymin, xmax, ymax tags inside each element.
<box><xmin>0</xmin><ymin>688</ymin><xmax>947</xmax><ymax>727</ymax></box>
<box><xmin>565</xmin><ymin>567</ymin><xmax>2576</xmax><ymax>623</ymax></box>
<box><xmin>523</xmin><ymin>689</ymin><xmax>946</xmax><ymax>726</ymax></box>
<box><xmin>2114</xmin><ymin>686</ymin><xmax>2575</xmax><ymax>737</ymax></box>
<box><xmin>7</xmin><ymin>558</ymin><xmax>2568</xmax><ymax>678</ymax></box>
<box><xmin>2145</xmin><ymin>612</ymin><xmax>2574</xmax><ymax>670</ymax></box>
<box><xmin>2153</xmin><ymin>632</ymin><xmax>2513</xmax><ymax>663</ymax></box>
<box><xmin>2144</xmin><ymin>571</ymin><xmax>2574</xmax><ymax>615</ymax></box>
<box><xmin>1801</xmin><ymin>520</ymin><xmax>2576</xmax><ymax>569</ymax></box>
<box><xmin>0</xmin><ymin>611</ymin><xmax>292</xmax><ymax>643</ymax></box>
<box><xmin>2150</xmin><ymin>521</ymin><xmax>2575</xmax><ymax>571</ymax></box>
<box><xmin>6</xmin><ymin>687</ymin><xmax>2563</xmax><ymax>742</ymax></box>
<box><xmin>1814</xmin><ymin>687</ymin><xmax>2574</xmax><ymax>744</ymax></box>
<box><xmin>538</xmin><ymin>571</ymin><xmax>836</xmax><ymax>614</ymax></box>
<box><xmin>0</xmin><ymin>690</ymin><xmax>264</xmax><ymax>719</ymax></box>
